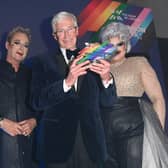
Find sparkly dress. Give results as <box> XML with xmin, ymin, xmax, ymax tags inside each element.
<box><xmin>102</xmin><ymin>56</ymin><xmax>168</xmax><ymax>168</ymax></box>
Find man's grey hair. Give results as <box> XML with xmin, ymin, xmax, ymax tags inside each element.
<box><xmin>99</xmin><ymin>22</ymin><xmax>131</xmax><ymax>53</ymax></box>
<box><xmin>51</xmin><ymin>11</ymin><xmax>78</xmax><ymax>33</ymax></box>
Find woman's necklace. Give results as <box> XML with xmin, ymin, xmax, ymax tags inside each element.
<box><xmin>111</xmin><ymin>57</ymin><xmax>126</xmax><ymax>67</ymax></box>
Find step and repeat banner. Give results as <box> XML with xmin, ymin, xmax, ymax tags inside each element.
<box><xmin>0</xmin><ymin>0</ymin><xmax>167</xmax><ymax>130</ymax></box>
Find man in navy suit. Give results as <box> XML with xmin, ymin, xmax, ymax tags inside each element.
<box><xmin>30</xmin><ymin>11</ymin><xmax>116</xmax><ymax>168</ymax></box>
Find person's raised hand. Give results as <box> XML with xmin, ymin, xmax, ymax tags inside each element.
<box><xmin>65</xmin><ymin>56</ymin><xmax>90</xmax><ymax>87</ymax></box>
<box><xmin>89</xmin><ymin>59</ymin><xmax>112</xmax><ymax>82</ymax></box>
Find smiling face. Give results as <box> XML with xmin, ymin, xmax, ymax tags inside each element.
<box><xmin>6</xmin><ymin>32</ymin><xmax>29</xmax><ymax>65</ymax></box>
<box><xmin>109</xmin><ymin>36</ymin><xmax>127</xmax><ymax>62</ymax></box>
<box><xmin>53</xmin><ymin>16</ymin><xmax>78</xmax><ymax>50</ymax></box>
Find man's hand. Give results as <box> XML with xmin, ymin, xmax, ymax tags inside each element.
<box><xmin>65</xmin><ymin>56</ymin><xmax>90</xmax><ymax>87</ymax></box>
<box><xmin>89</xmin><ymin>59</ymin><xmax>112</xmax><ymax>82</ymax></box>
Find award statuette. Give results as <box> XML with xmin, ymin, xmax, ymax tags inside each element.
<box><xmin>77</xmin><ymin>41</ymin><xmax>118</xmax><ymax>64</ymax></box>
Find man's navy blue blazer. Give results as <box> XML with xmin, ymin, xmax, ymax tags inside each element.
<box><xmin>30</xmin><ymin>50</ymin><xmax>116</xmax><ymax>163</ymax></box>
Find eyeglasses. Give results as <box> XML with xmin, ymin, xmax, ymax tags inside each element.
<box><xmin>55</xmin><ymin>26</ymin><xmax>77</xmax><ymax>36</ymax></box>
<box><xmin>112</xmin><ymin>41</ymin><xmax>125</xmax><ymax>47</ymax></box>
<box><xmin>11</xmin><ymin>41</ymin><xmax>29</xmax><ymax>49</ymax></box>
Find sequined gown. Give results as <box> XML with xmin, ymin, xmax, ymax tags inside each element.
<box><xmin>102</xmin><ymin>56</ymin><xmax>168</xmax><ymax>168</ymax></box>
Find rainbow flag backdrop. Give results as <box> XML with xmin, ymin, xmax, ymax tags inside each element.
<box><xmin>78</xmin><ymin>0</ymin><xmax>153</xmax><ymax>48</ymax></box>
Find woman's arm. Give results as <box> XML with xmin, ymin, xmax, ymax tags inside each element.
<box><xmin>140</xmin><ymin>57</ymin><xmax>166</xmax><ymax>128</ymax></box>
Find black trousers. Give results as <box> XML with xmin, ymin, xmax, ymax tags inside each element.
<box><xmin>40</xmin><ymin>125</ymin><xmax>100</xmax><ymax>168</ymax></box>
<box><xmin>102</xmin><ymin>97</ymin><xmax>144</xmax><ymax>168</ymax></box>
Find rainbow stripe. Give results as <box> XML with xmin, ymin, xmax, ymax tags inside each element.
<box><xmin>77</xmin><ymin>41</ymin><xmax>117</xmax><ymax>64</ymax></box>
<box><xmin>78</xmin><ymin>0</ymin><xmax>120</xmax><ymax>36</ymax></box>
<box><xmin>78</xmin><ymin>0</ymin><xmax>153</xmax><ymax>47</ymax></box>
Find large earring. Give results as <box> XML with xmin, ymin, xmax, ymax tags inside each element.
<box><xmin>126</xmin><ymin>42</ymin><xmax>131</xmax><ymax>53</ymax></box>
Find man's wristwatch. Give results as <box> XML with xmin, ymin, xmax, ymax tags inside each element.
<box><xmin>0</xmin><ymin>117</ymin><xmax>4</xmax><ymax>128</ymax></box>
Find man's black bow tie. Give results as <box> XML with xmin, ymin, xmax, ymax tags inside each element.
<box><xmin>66</xmin><ymin>48</ymin><xmax>80</xmax><ymax>60</ymax></box>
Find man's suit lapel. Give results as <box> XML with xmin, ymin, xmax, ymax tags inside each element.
<box><xmin>77</xmin><ymin>76</ymin><xmax>85</xmax><ymax>94</ymax></box>
<box><xmin>52</xmin><ymin>49</ymin><xmax>68</xmax><ymax>77</ymax></box>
